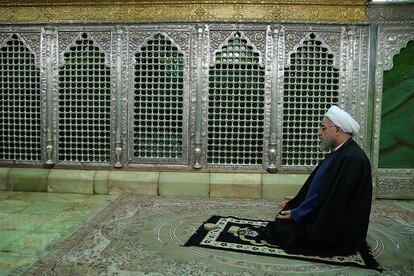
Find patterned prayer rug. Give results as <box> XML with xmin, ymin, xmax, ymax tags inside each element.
<box><xmin>185</xmin><ymin>215</ymin><xmax>382</xmax><ymax>271</ymax></box>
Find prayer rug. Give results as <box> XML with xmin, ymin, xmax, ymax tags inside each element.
<box><xmin>185</xmin><ymin>215</ymin><xmax>382</xmax><ymax>271</ymax></box>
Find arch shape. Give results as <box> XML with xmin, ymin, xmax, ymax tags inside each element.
<box><xmin>0</xmin><ymin>33</ymin><xmax>42</xmax><ymax>161</ymax></box>
<box><xmin>207</xmin><ymin>31</ymin><xmax>266</xmax><ymax>166</ymax></box>
<box><xmin>286</xmin><ymin>32</ymin><xmax>339</xmax><ymax>69</ymax></box>
<box><xmin>57</xmin><ymin>32</ymin><xmax>112</xmax><ymax>163</ymax></box>
<box><xmin>59</xmin><ymin>32</ymin><xmax>111</xmax><ymax>67</ymax></box>
<box><xmin>131</xmin><ymin>33</ymin><xmax>186</xmax><ymax>161</ymax></box>
<box><xmin>211</xmin><ymin>31</ymin><xmax>264</xmax><ymax>67</ymax></box>
<box><xmin>282</xmin><ymin>32</ymin><xmax>340</xmax><ymax>167</ymax></box>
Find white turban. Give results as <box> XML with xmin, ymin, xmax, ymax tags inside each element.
<box><xmin>325</xmin><ymin>105</ymin><xmax>360</xmax><ymax>136</ymax></box>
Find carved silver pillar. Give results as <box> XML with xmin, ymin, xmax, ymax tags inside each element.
<box><xmin>44</xmin><ymin>27</ymin><xmax>56</xmax><ymax>165</ymax></box>
<box><xmin>267</xmin><ymin>25</ymin><xmax>282</xmax><ymax>173</ymax></box>
<box><xmin>193</xmin><ymin>25</ymin><xmax>204</xmax><ymax>169</ymax></box>
<box><xmin>114</xmin><ymin>27</ymin><xmax>124</xmax><ymax>168</ymax></box>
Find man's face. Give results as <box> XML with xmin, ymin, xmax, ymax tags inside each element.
<box><xmin>318</xmin><ymin>117</ymin><xmax>338</xmax><ymax>151</ymax></box>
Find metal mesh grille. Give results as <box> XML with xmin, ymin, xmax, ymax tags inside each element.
<box><xmin>0</xmin><ymin>34</ymin><xmax>41</xmax><ymax>161</ymax></box>
<box><xmin>282</xmin><ymin>33</ymin><xmax>339</xmax><ymax>166</ymax></box>
<box><xmin>207</xmin><ymin>33</ymin><xmax>265</xmax><ymax>165</ymax></box>
<box><xmin>133</xmin><ymin>34</ymin><xmax>185</xmax><ymax>159</ymax></box>
<box><xmin>58</xmin><ymin>33</ymin><xmax>111</xmax><ymax>163</ymax></box>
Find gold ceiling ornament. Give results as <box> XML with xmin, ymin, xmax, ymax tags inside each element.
<box><xmin>0</xmin><ymin>1</ymin><xmax>367</xmax><ymax>23</ymax></box>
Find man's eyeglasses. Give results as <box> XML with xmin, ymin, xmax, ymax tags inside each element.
<box><xmin>320</xmin><ymin>125</ymin><xmax>336</xmax><ymax>132</ymax></box>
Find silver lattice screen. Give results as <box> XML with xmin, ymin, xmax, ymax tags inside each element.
<box><xmin>0</xmin><ymin>34</ymin><xmax>41</xmax><ymax>161</ymax></box>
<box><xmin>207</xmin><ymin>33</ymin><xmax>265</xmax><ymax>166</ymax></box>
<box><xmin>58</xmin><ymin>33</ymin><xmax>111</xmax><ymax>163</ymax></box>
<box><xmin>133</xmin><ymin>34</ymin><xmax>184</xmax><ymax>160</ymax></box>
<box><xmin>282</xmin><ymin>33</ymin><xmax>339</xmax><ymax>166</ymax></box>
<box><xmin>0</xmin><ymin>24</ymin><xmax>371</xmax><ymax>171</ymax></box>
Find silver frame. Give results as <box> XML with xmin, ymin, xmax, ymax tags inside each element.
<box><xmin>54</xmin><ymin>26</ymin><xmax>116</xmax><ymax>167</ymax></box>
<box><xmin>372</xmin><ymin>24</ymin><xmax>414</xmax><ymax>198</ymax></box>
<box><xmin>0</xmin><ymin>20</ymin><xmax>411</xmax><ymax>200</ymax></box>
<box><xmin>202</xmin><ymin>24</ymin><xmax>270</xmax><ymax>169</ymax></box>
<box><xmin>126</xmin><ymin>24</ymin><xmax>194</xmax><ymax>168</ymax></box>
<box><xmin>0</xmin><ymin>26</ymin><xmax>44</xmax><ymax>166</ymax></box>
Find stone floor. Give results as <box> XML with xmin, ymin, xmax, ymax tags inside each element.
<box><xmin>0</xmin><ymin>192</ymin><xmax>413</xmax><ymax>275</ymax></box>
<box><xmin>0</xmin><ymin>192</ymin><xmax>113</xmax><ymax>275</ymax></box>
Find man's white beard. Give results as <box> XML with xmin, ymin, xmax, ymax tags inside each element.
<box><xmin>319</xmin><ymin>139</ymin><xmax>334</xmax><ymax>152</ymax></box>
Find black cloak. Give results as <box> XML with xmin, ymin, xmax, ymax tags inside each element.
<box><xmin>264</xmin><ymin>138</ymin><xmax>373</xmax><ymax>256</ymax></box>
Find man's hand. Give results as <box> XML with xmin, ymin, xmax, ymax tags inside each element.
<box><xmin>278</xmin><ymin>196</ymin><xmax>293</xmax><ymax>209</ymax></box>
<box><xmin>277</xmin><ymin>210</ymin><xmax>292</xmax><ymax>220</ymax></box>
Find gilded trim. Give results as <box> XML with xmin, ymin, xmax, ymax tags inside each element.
<box><xmin>0</xmin><ymin>2</ymin><xmax>366</xmax><ymax>23</ymax></box>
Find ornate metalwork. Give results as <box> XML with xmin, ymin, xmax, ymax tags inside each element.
<box><xmin>0</xmin><ymin>1</ymin><xmax>367</xmax><ymax>23</ymax></box>
<box><xmin>367</xmin><ymin>4</ymin><xmax>414</xmax><ymax>23</ymax></box>
<box><xmin>346</xmin><ymin>26</ymin><xmax>370</xmax><ymax>149</ymax></box>
<box><xmin>205</xmin><ymin>29</ymin><xmax>267</xmax><ymax>168</ymax></box>
<box><xmin>281</xmin><ymin>32</ymin><xmax>340</xmax><ymax>167</ymax></box>
<box><xmin>192</xmin><ymin>25</ymin><xmax>205</xmax><ymax>169</ymax></box>
<box><xmin>0</xmin><ymin>32</ymin><xmax>42</xmax><ymax>163</ymax></box>
<box><xmin>202</xmin><ymin>24</ymin><xmax>270</xmax><ymax>169</ymax></box>
<box><xmin>127</xmin><ymin>26</ymin><xmax>192</xmax><ymax>167</ymax></box>
<box><xmin>43</xmin><ymin>27</ymin><xmax>56</xmax><ymax>165</ymax></box>
<box><xmin>113</xmin><ymin>27</ymin><xmax>126</xmax><ymax>168</ymax></box>
<box><xmin>0</xmin><ymin>23</ymin><xmax>371</xmax><ymax>171</ymax></box>
<box><xmin>376</xmin><ymin>170</ymin><xmax>414</xmax><ymax>199</ymax></box>
<box><xmin>193</xmin><ymin>142</ymin><xmax>202</xmax><ymax>169</ymax></box>
<box><xmin>58</xmin><ymin>31</ymin><xmax>111</xmax><ymax>67</ymax></box>
<box><xmin>372</xmin><ymin>24</ymin><xmax>414</xmax><ymax>198</ymax></box>
<box><xmin>209</xmin><ymin>25</ymin><xmax>266</xmax><ymax>67</ymax></box>
<box><xmin>55</xmin><ymin>29</ymin><xmax>115</xmax><ymax>166</ymax></box>
<box><xmin>0</xmin><ymin>21</ymin><xmax>411</xmax><ymax>199</ymax></box>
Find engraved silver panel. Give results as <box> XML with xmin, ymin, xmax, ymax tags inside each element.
<box><xmin>372</xmin><ymin>24</ymin><xmax>414</xmax><ymax>198</ymax></box>
<box><xmin>367</xmin><ymin>4</ymin><xmax>414</xmax><ymax>24</ymax></box>
<box><xmin>376</xmin><ymin>169</ymin><xmax>414</xmax><ymax>199</ymax></box>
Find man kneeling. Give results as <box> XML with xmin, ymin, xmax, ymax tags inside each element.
<box><xmin>263</xmin><ymin>105</ymin><xmax>372</xmax><ymax>257</ymax></box>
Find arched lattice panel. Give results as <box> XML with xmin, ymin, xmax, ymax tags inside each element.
<box><xmin>282</xmin><ymin>33</ymin><xmax>339</xmax><ymax>166</ymax></box>
<box><xmin>207</xmin><ymin>32</ymin><xmax>265</xmax><ymax>166</ymax></box>
<box><xmin>132</xmin><ymin>33</ymin><xmax>186</xmax><ymax>161</ymax></box>
<box><xmin>58</xmin><ymin>33</ymin><xmax>111</xmax><ymax>163</ymax></box>
<box><xmin>0</xmin><ymin>34</ymin><xmax>41</xmax><ymax>162</ymax></box>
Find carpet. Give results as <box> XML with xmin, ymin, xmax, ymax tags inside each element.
<box><xmin>18</xmin><ymin>196</ymin><xmax>413</xmax><ymax>275</ymax></box>
<box><xmin>185</xmin><ymin>215</ymin><xmax>381</xmax><ymax>271</ymax></box>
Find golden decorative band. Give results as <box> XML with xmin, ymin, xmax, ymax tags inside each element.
<box><xmin>0</xmin><ymin>1</ymin><xmax>366</xmax><ymax>23</ymax></box>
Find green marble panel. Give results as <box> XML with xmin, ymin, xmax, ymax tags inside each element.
<box><xmin>158</xmin><ymin>172</ymin><xmax>209</xmax><ymax>197</ymax></box>
<box><xmin>108</xmin><ymin>171</ymin><xmax>159</xmax><ymax>195</ymax></box>
<box><xmin>94</xmin><ymin>170</ymin><xmax>109</xmax><ymax>195</ymax></box>
<box><xmin>48</xmin><ymin>170</ymin><xmax>95</xmax><ymax>194</ymax></box>
<box><xmin>0</xmin><ymin>167</ymin><xmax>11</xmax><ymax>191</ymax></box>
<box><xmin>262</xmin><ymin>174</ymin><xmax>309</xmax><ymax>199</ymax></box>
<box><xmin>210</xmin><ymin>173</ymin><xmax>261</xmax><ymax>198</ymax></box>
<box><xmin>8</xmin><ymin>168</ymin><xmax>49</xmax><ymax>192</ymax></box>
